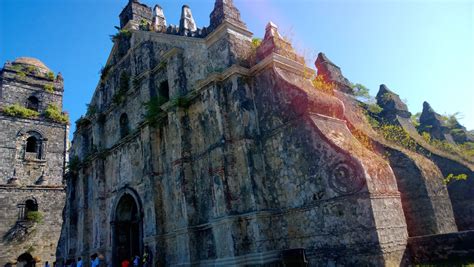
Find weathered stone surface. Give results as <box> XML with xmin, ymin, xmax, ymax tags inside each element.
<box><xmin>179</xmin><ymin>5</ymin><xmax>197</xmax><ymax>35</ymax></box>
<box><xmin>56</xmin><ymin>2</ymin><xmax>413</xmax><ymax>266</ymax></box>
<box><xmin>0</xmin><ymin>58</ymin><xmax>68</xmax><ymax>265</ymax></box>
<box><xmin>256</xmin><ymin>22</ymin><xmax>305</xmax><ymax>65</ymax></box>
<box><xmin>419</xmin><ymin>101</ymin><xmax>474</xmax><ymax>144</ymax></box>
<box><xmin>119</xmin><ymin>0</ymin><xmax>153</xmax><ymax>30</ymax></box>
<box><xmin>49</xmin><ymin>0</ymin><xmax>471</xmax><ymax>266</ymax></box>
<box><xmin>407</xmin><ymin>230</ymin><xmax>474</xmax><ymax>264</ymax></box>
<box><xmin>376</xmin><ymin>84</ymin><xmax>411</xmax><ymax>122</ymax></box>
<box><xmin>152</xmin><ymin>5</ymin><xmax>167</xmax><ymax>32</ymax></box>
<box><xmin>419</xmin><ymin>101</ymin><xmax>451</xmax><ymax>141</ymax></box>
<box><xmin>373</xmin><ymin>88</ymin><xmax>474</xmax><ymax>232</ymax></box>
<box><xmin>209</xmin><ymin>0</ymin><xmax>247</xmax><ymax>32</ymax></box>
<box><xmin>336</xmin><ymin>91</ymin><xmax>457</xmax><ymax>237</ymax></box>
<box><xmin>315</xmin><ymin>52</ymin><xmax>353</xmax><ymax>93</ymax></box>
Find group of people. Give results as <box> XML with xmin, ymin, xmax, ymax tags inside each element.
<box><xmin>120</xmin><ymin>248</ymin><xmax>152</xmax><ymax>267</ymax></box>
<box><xmin>59</xmin><ymin>247</ymin><xmax>152</xmax><ymax>267</ymax></box>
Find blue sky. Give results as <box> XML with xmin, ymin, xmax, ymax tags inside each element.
<box><xmin>1</xmin><ymin>0</ymin><xmax>473</xmax><ymax>136</ymax></box>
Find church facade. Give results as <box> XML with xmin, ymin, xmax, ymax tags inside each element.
<box><xmin>56</xmin><ymin>0</ymin><xmax>474</xmax><ymax>266</ymax></box>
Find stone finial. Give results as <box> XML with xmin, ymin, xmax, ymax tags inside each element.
<box><xmin>209</xmin><ymin>0</ymin><xmax>246</xmax><ymax>31</ymax></box>
<box><xmin>179</xmin><ymin>5</ymin><xmax>197</xmax><ymax>35</ymax></box>
<box><xmin>265</xmin><ymin>21</ymin><xmax>281</xmax><ymax>39</ymax></box>
<box><xmin>152</xmin><ymin>4</ymin><xmax>167</xmax><ymax>32</ymax></box>
<box><xmin>419</xmin><ymin>101</ymin><xmax>473</xmax><ymax>143</ymax></box>
<box><xmin>256</xmin><ymin>21</ymin><xmax>304</xmax><ymax>64</ymax></box>
<box><xmin>315</xmin><ymin>53</ymin><xmax>353</xmax><ymax>93</ymax></box>
<box><xmin>56</xmin><ymin>72</ymin><xmax>64</xmax><ymax>83</ymax></box>
<box><xmin>375</xmin><ymin>84</ymin><xmax>411</xmax><ymax>121</ymax></box>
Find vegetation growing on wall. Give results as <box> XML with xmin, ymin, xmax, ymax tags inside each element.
<box><xmin>67</xmin><ymin>156</ymin><xmax>82</xmax><ymax>174</ymax></box>
<box><xmin>247</xmin><ymin>38</ymin><xmax>262</xmax><ymax>64</ymax></box>
<box><xmin>46</xmin><ymin>71</ymin><xmax>55</xmax><ymax>81</ymax></box>
<box><xmin>139</xmin><ymin>19</ymin><xmax>151</xmax><ymax>31</ymax></box>
<box><xmin>144</xmin><ymin>96</ymin><xmax>168</xmax><ymax>127</ymax></box>
<box><xmin>100</xmin><ymin>65</ymin><xmax>112</xmax><ymax>84</ymax></box>
<box><xmin>17</xmin><ymin>71</ymin><xmax>27</xmax><ymax>78</ymax></box>
<box><xmin>111</xmin><ymin>29</ymin><xmax>132</xmax><ymax>43</ymax></box>
<box><xmin>44</xmin><ymin>84</ymin><xmax>55</xmax><ymax>93</ymax></box>
<box><xmin>26</xmin><ymin>66</ymin><xmax>38</xmax><ymax>75</ymax></box>
<box><xmin>44</xmin><ymin>104</ymin><xmax>69</xmax><ymax>123</ymax></box>
<box><xmin>26</xmin><ymin>211</ymin><xmax>43</xmax><ymax>223</ymax></box>
<box><xmin>86</xmin><ymin>104</ymin><xmax>97</xmax><ymax>117</ymax></box>
<box><xmin>112</xmin><ymin>72</ymin><xmax>130</xmax><ymax>105</ymax></box>
<box><xmin>443</xmin><ymin>173</ymin><xmax>469</xmax><ymax>185</ymax></box>
<box><xmin>2</xmin><ymin>104</ymin><xmax>40</xmax><ymax>118</ymax></box>
<box><xmin>132</xmin><ymin>76</ymin><xmax>145</xmax><ymax>90</ymax></box>
<box><xmin>377</xmin><ymin>124</ymin><xmax>419</xmax><ymax>152</ymax></box>
<box><xmin>421</xmin><ymin>132</ymin><xmax>474</xmax><ymax>162</ymax></box>
<box><xmin>171</xmin><ymin>96</ymin><xmax>192</xmax><ymax>109</ymax></box>
<box><xmin>312</xmin><ymin>75</ymin><xmax>335</xmax><ymax>95</ymax></box>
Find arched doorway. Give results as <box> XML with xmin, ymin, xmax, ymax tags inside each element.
<box><xmin>112</xmin><ymin>193</ymin><xmax>142</xmax><ymax>264</ymax></box>
<box><xmin>17</xmin><ymin>253</ymin><xmax>34</xmax><ymax>267</ymax></box>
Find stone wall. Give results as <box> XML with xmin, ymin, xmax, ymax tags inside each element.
<box><xmin>0</xmin><ymin>58</ymin><xmax>67</xmax><ymax>266</ymax></box>
<box><xmin>407</xmin><ymin>230</ymin><xmax>474</xmax><ymax>264</ymax></box>
<box><xmin>0</xmin><ymin>187</ymin><xmax>66</xmax><ymax>265</ymax></box>
<box><xmin>0</xmin><ymin>115</ymin><xmax>67</xmax><ymax>186</ymax></box>
<box><xmin>0</xmin><ymin>67</ymin><xmax>63</xmax><ymax>113</ymax></box>
<box><xmin>60</xmin><ymin>6</ymin><xmax>411</xmax><ymax>264</ymax></box>
<box><xmin>58</xmin><ymin>0</ymin><xmax>471</xmax><ymax>266</ymax></box>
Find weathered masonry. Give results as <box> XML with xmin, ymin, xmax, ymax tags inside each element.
<box><xmin>57</xmin><ymin>0</ymin><xmax>474</xmax><ymax>266</ymax></box>
<box><xmin>0</xmin><ymin>58</ymin><xmax>68</xmax><ymax>265</ymax></box>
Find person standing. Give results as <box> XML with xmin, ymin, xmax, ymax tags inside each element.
<box><xmin>44</xmin><ymin>262</ymin><xmax>50</xmax><ymax>267</ymax></box>
<box><xmin>132</xmin><ymin>256</ymin><xmax>140</xmax><ymax>267</ymax></box>
<box><xmin>121</xmin><ymin>258</ymin><xmax>130</xmax><ymax>267</ymax></box>
<box><xmin>142</xmin><ymin>246</ymin><xmax>153</xmax><ymax>267</ymax></box>
<box><xmin>91</xmin><ymin>254</ymin><xmax>99</xmax><ymax>267</ymax></box>
<box><xmin>76</xmin><ymin>258</ymin><xmax>82</xmax><ymax>267</ymax></box>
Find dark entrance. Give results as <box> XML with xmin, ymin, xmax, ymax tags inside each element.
<box><xmin>113</xmin><ymin>193</ymin><xmax>142</xmax><ymax>264</ymax></box>
<box><xmin>17</xmin><ymin>253</ymin><xmax>34</xmax><ymax>267</ymax></box>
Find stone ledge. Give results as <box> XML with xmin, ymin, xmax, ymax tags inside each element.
<box><xmin>0</xmin><ymin>185</ymin><xmax>65</xmax><ymax>191</ymax></box>
<box><xmin>407</xmin><ymin>230</ymin><xmax>474</xmax><ymax>264</ymax></box>
<box><xmin>0</xmin><ymin>114</ymin><xmax>69</xmax><ymax>127</ymax></box>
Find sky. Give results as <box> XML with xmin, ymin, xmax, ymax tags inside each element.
<box><xmin>0</xmin><ymin>0</ymin><xmax>473</xmax><ymax>136</ymax></box>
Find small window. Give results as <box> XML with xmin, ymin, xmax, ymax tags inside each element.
<box><xmin>25</xmin><ymin>133</ymin><xmax>42</xmax><ymax>159</ymax></box>
<box><xmin>18</xmin><ymin>198</ymin><xmax>38</xmax><ymax>221</ymax></box>
<box><xmin>159</xmin><ymin>81</ymin><xmax>169</xmax><ymax>101</ymax></box>
<box><xmin>27</xmin><ymin>96</ymin><xmax>39</xmax><ymax>111</ymax></box>
<box><xmin>120</xmin><ymin>113</ymin><xmax>130</xmax><ymax>138</ymax></box>
<box><xmin>25</xmin><ymin>199</ymin><xmax>38</xmax><ymax>212</ymax></box>
<box><xmin>26</xmin><ymin>136</ymin><xmax>37</xmax><ymax>153</ymax></box>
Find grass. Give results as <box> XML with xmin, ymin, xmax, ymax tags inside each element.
<box><xmin>145</xmin><ymin>96</ymin><xmax>168</xmax><ymax>127</ymax></box>
<box><xmin>100</xmin><ymin>65</ymin><xmax>112</xmax><ymax>83</ymax></box>
<box><xmin>2</xmin><ymin>104</ymin><xmax>39</xmax><ymax>118</ymax></box>
<box><xmin>111</xmin><ymin>29</ymin><xmax>132</xmax><ymax>43</ymax></box>
<box><xmin>46</xmin><ymin>71</ymin><xmax>55</xmax><ymax>81</ymax></box>
<box><xmin>112</xmin><ymin>72</ymin><xmax>130</xmax><ymax>105</ymax></box>
<box><xmin>26</xmin><ymin>211</ymin><xmax>43</xmax><ymax>223</ymax></box>
<box><xmin>422</xmin><ymin>132</ymin><xmax>474</xmax><ymax>162</ymax></box>
<box><xmin>443</xmin><ymin>173</ymin><xmax>468</xmax><ymax>185</ymax></box>
<box><xmin>378</xmin><ymin>124</ymin><xmax>419</xmax><ymax>152</ymax></box>
<box><xmin>44</xmin><ymin>84</ymin><xmax>54</xmax><ymax>93</ymax></box>
<box><xmin>312</xmin><ymin>75</ymin><xmax>335</xmax><ymax>95</ymax></box>
<box><xmin>44</xmin><ymin>104</ymin><xmax>69</xmax><ymax>123</ymax></box>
